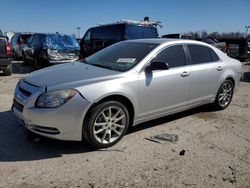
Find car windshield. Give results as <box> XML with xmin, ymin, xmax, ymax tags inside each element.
<box><xmin>82</xmin><ymin>42</ymin><xmax>158</xmax><ymax>72</ymax></box>
<box><xmin>45</xmin><ymin>34</ymin><xmax>79</xmax><ymax>48</ymax></box>
<box><xmin>21</xmin><ymin>34</ymin><xmax>32</xmax><ymax>44</ymax></box>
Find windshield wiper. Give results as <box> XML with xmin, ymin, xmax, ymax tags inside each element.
<box><xmin>80</xmin><ymin>60</ymin><xmax>119</xmax><ymax>71</ymax></box>
<box><xmin>90</xmin><ymin>63</ymin><xmax>115</xmax><ymax>70</ymax></box>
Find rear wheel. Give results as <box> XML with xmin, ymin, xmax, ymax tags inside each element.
<box><xmin>3</xmin><ymin>64</ymin><xmax>12</xmax><ymax>76</ymax></box>
<box><xmin>214</xmin><ymin>80</ymin><xmax>234</xmax><ymax>110</ymax></box>
<box><xmin>83</xmin><ymin>101</ymin><xmax>129</xmax><ymax>148</ymax></box>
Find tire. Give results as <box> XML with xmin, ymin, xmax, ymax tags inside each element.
<box><xmin>83</xmin><ymin>101</ymin><xmax>129</xmax><ymax>149</ymax></box>
<box><xmin>213</xmin><ymin>80</ymin><xmax>234</xmax><ymax>110</ymax></box>
<box><xmin>3</xmin><ymin>64</ymin><xmax>12</xmax><ymax>76</ymax></box>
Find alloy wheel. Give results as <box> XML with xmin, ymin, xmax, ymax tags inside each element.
<box><xmin>93</xmin><ymin>106</ymin><xmax>127</xmax><ymax>144</ymax></box>
<box><xmin>218</xmin><ymin>82</ymin><xmax>233</xmax><ymax>107</ymax></box>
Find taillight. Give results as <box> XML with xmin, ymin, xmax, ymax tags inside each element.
<box><xmin>5</xmin><ymin>42</ymin><xmax>11</xmax><ymax>55</ymax></box>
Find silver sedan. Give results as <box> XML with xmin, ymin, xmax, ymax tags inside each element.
<box><xmin>12</xmin><ymin>39</ymin><xmax>241</xmax><ymax>148</ymax></box>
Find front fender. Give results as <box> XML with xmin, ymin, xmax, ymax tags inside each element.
<box><xmin>76</xmin><ymin>75</ymin><xmax>139</xmax><ymax>117</ymax></box>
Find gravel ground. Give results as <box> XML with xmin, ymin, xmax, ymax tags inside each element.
<box><xmin>0</xmin><ymin>61</ymin><xmax>250</xmax><ymax>188</ymax></box>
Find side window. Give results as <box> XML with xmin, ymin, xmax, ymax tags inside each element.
<box><xmin>92</xmin><ymin>25</ymin><xmax>123</xmax><ymax>41</ymax></box>
<box><xmin>142</xmin><ymin>27</ymin><xmax>158</xmax><ymax>38</ymax></box>
<box><xmin>125</xmin><ymin>25</ymin><xmax>143</xmax><ymax>39</ymax></box>
<box><xmin>83</xmin><ymin>30</ymin><xmax>91</xmax><ymax>43</ymax></box>
<box><xmin>188</xmin><ymin>45</ymin><xmax>213</xmax><ymax>64</ymax></box>
<box><xmin>210</xmin><ymin>49</ymin><xmax>220</xmax><ymax>62</ymax></box>
<box><xmin>152</xmin><ymin>45</ymin><xmax>186</xmax><ymax>68</ymax></box>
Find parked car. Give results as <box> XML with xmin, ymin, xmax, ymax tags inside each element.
<box><xmin>23</xmin><ymin>33</ymin><xmax>80</xmax><ymax>68</ymax></box>
<box><xmin>218</xmin><ymin>38</ymin><xmax>249</xmax><ymax>61</ymax></box>
<box><xmin>10</xmin><ymin>32</ymin><xmax>33</xmax><ymax>60</ymax></box>
<box><xmin>162</xmin><ymin>33</ymin><xmax>194</xmax><ymax>40</ymax></box>
<box><xmin>0</xmin><ymin>34</ymin><xmax>12</xmax><ymax>75</ymax></box>
<box><xmin>80</xmin><ymin>20</ymin><xmax>159</xmax><ymax>58</ymax></box>
<box><xmin>12</xmin><ymin>39</ymin><xmax>241</xmax><ymax>148</ymax></box>
<box><xmin>198</xmin><ymin>37</ymin><xmax>227</xmax><ymax>52</ymax></box>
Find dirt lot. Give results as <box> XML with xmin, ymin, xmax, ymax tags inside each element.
<box><xmin>0</xmin><ymin>61</ymin><xmax>250</xmax><ymax>188</ymax></box>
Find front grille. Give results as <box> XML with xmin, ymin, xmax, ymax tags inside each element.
<box><xmin>13</xmin><ymin>99</ymin><xmax>24</xmax><ymax>112</ymax></box>
<box><xmin>19</xmin><ymin>86</ymin><xmax>32</xmax><ymax>97</ymax></box>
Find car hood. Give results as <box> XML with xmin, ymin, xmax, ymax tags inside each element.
<box><xmin>24</xmin><ymin>62</ymin><xmax>121</xmax><ymax>87</ymax></box>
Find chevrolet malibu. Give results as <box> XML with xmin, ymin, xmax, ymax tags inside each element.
<box><xmin>12</xmin><ymin>39</ymin><xmax>241</xmax><ymax>148</ymax></box>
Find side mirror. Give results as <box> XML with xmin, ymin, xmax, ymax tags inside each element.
<box><xmin>145</xmin><ymin>61</ymin><xmax>169</xmax><ymax>72</ymax></box>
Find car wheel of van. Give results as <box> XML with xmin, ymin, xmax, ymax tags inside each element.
<box><xmin>34</xmin><ymin>58</ymin><xmax>42</xmax><ymax>69</ymax></box>
<box><xmin>3</xmin><ymin>64</ymin><xmax>12</xmax><ymax>76</ymax></box>
<box><xmin>214</xmin><ymin>80</ymin><xmax>234</xmax><ymax>110</ymax></box>
<box><xmin>83</xmin><ymin>101</ymin><xmax>129</xmax><ymax>149</ymax></box>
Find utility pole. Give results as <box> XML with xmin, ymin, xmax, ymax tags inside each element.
<box><xmin>245</xmin><ymin>26</ymin><xmax>250</xmax><ymax>38</ymax></box>
<box><xmin>76</xmin><ymin>27</ymin><xmax>81</xmax><ymax>38</ymax></box>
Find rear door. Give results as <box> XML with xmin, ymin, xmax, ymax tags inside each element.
<box><xmin>186</xmin><ymin>44</ymin><xmax>223</xmax><ymax>104</ymax></box>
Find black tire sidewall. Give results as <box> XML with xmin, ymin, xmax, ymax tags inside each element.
<box><xmin>84</xmin><ymin>101</ymin><xmax>129</xmax><ymax>149</ymax></box>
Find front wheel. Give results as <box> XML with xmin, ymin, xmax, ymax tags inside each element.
<box><xmin>214</xmin><ymin>80</ymin><xmax>234</xmax><ymax>110</ymax></box>
<box><xmin>83</xmin><ymin>101</ymin><xmax>129</xmax><ymax>149</ymax></box>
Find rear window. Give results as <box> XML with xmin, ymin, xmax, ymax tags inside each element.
<box><xmin>92</xmin><ymin>25</ymin><xmax>124</xmax><ymax>41</ymax></box>
<box><xmin>187</xmin><ymin>45</ymin><xmax>213</xmax><ymax>64</ymax></box>
<box><xmin>125</xmin><ymin>25</ymin><xmax>158</xmax><ymax>40</ymax></box>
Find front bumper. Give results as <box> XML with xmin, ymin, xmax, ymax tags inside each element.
<box><xmin>48</xmin><ymin>59</ymin><xmax>78</xmax><ymax>64</ymax></box>
<box><xmin>12</xmin><ymin>80</ymin><xmax>91</xmax><ymax>141</ymax></box>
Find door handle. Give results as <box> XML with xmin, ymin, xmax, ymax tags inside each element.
<box><xmin>181</xmin><ymin>71</ymin><xmax>190</xmax><ymax>77</ymax></box>
<box><xmin>217</xmin><ymin>66</ymin><xmax>223</xmax><ymax>71</ymax></box>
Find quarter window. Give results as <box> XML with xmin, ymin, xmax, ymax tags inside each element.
<box><xmin>188</xmin><ymin>45</ymin><xmax>213</xmax><ymax>64</ymax></box>
<box><xmin>152</xmin><ymin>45</ymin><xmax>186</xmax><ymax>68</ymax></box>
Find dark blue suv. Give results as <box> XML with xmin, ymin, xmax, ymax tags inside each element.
<box><xmin>80</xmin><ymin>22</ymin><xmax>159</xmax><ymax>58</ymax></box>
<box><xmin>23</xmin><ymin>33</ymin><xmax>80</xmax><ymax>69</ymax></box>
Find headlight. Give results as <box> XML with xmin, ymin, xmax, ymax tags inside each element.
<box><xmin>36</xmin><ymin>89</ymin><xmax>77</xmax><ymax>108</ymax></box>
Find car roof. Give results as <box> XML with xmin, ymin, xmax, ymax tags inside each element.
<box><xmin>34</xmin><ymin>33</ymin><xmax>72</xmax><ymax>36</ymax></box>
<box><xmin>124</xmin><ymin>38</ymin><xmax>206</xmax><ymax>45</ymax></box>
<box><xmin>90</xmin><ymin>22</ymin><xmax>156</xmax><ymax>29</ymax></box>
